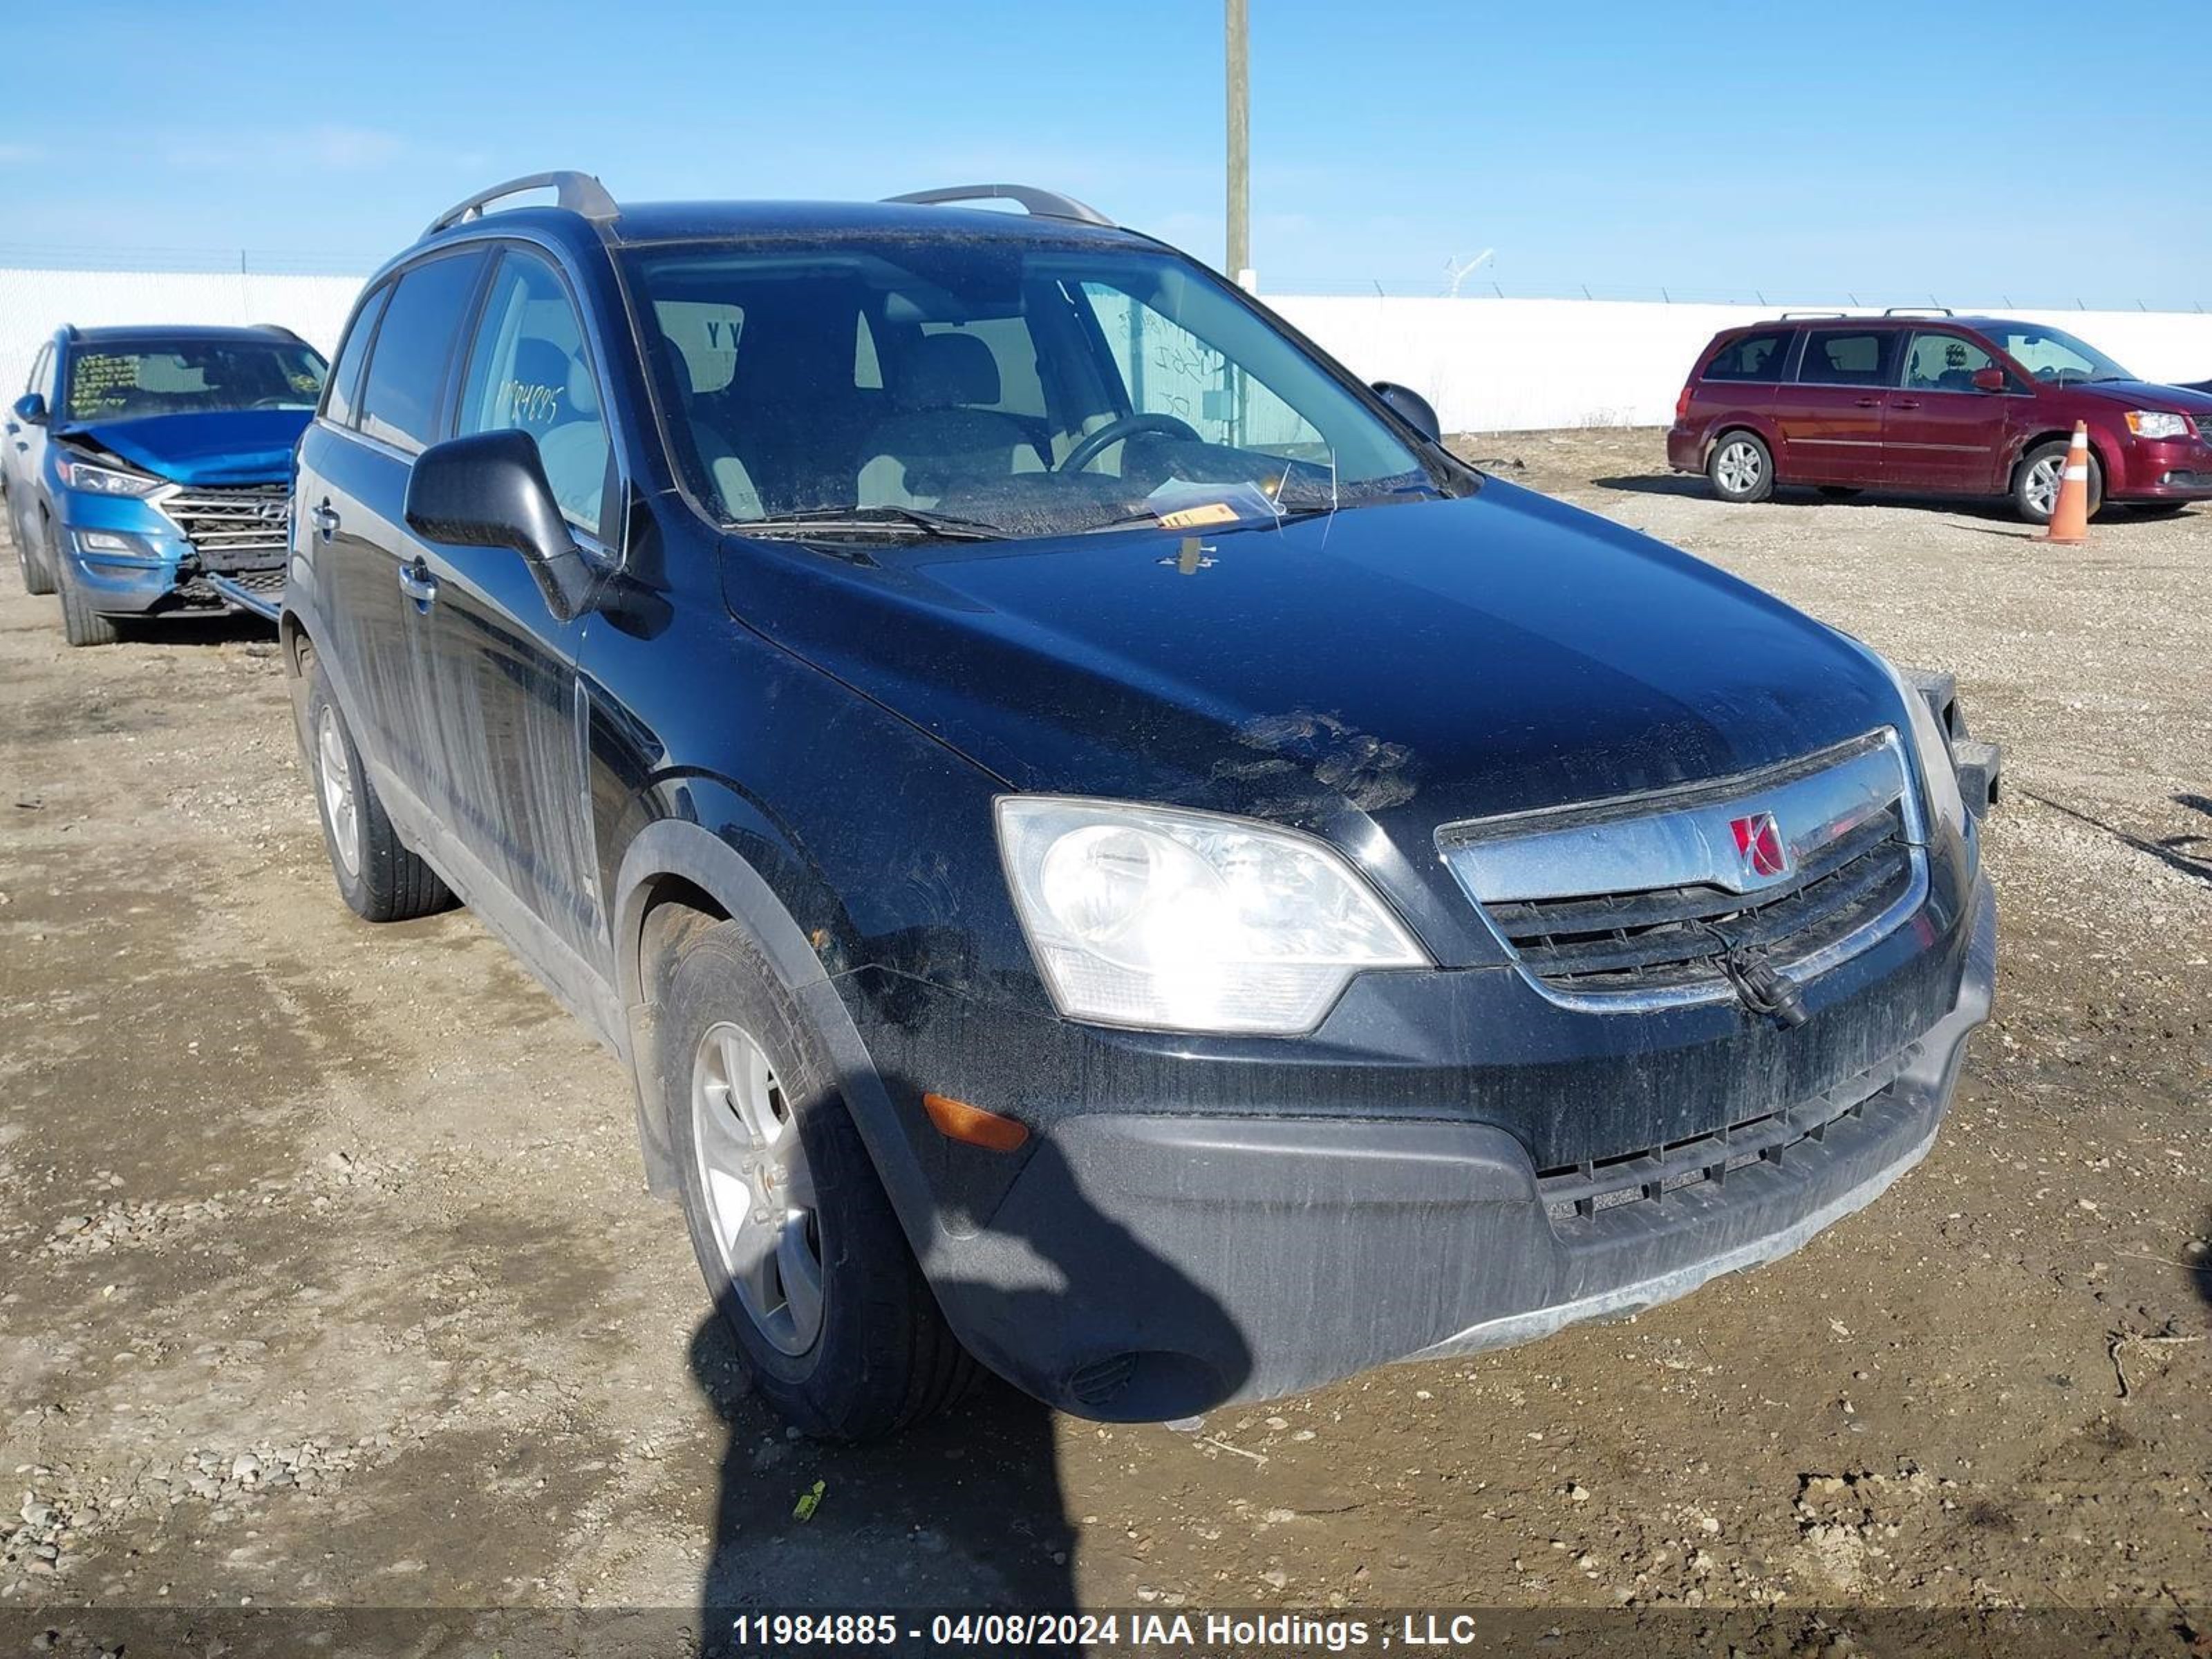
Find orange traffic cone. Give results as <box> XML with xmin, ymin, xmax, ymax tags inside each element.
<box><xmin>2042</xmin><ymin>421</ymin><xmax>2092</xmax><ymax>545</ymax></box>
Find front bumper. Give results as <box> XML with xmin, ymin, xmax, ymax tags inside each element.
<box><xmin>55</xmin><ymin>491</ymin><xmax>191</xmax><ymax>614</ymax></box>
<box><xmin>872</xmin><ymin>871</ymin><xmax>1993</xmax><ymax>1420</ymax></box>
<box><xmin>2108</xmin><ymin>434</ymin><xmax>2212</xmax><ymax>500</ymax></box>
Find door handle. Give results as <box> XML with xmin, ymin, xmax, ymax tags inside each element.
<box><xmin>1855</xmin><ymin>397</ymin><xmax>1882</xmax><ymax>408</ymax></box>
<box><xmin>397</xmin><ymin>559</ymin><xmax>440</xmax><ymax>610</ymax></box>
<box><xmin>310</xmin><ymin>500</ymin><xmax>341</xmax><ymax>538</ymax></box>
<box><xmin>1895</xmin><ymin>398</ymin><xmax>1922</xmax><ymax>409</ymax></box>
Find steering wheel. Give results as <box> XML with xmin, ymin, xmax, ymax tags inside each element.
<box><xmin>1055</xmin><ymin>412</ymin><xmax>1202</xmax><ymax>475</ymax></box>
<box><xmin>248</xmin><ymin>395</ymin><xmax>301</xmax><ymax>409</ymax></box>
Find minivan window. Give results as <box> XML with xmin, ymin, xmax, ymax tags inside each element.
<box><xmin>623</xmin><ymin>238</ymin><xmax>1442</xmax><ymax>536</ymax></box>
<box><xmin>357</xmin><ymin>252</ymin><xmax>489</xmax><ymax>454</ymax></box>
<box><xmin>1978</xmin><ymin>324</ymin><xmax>2135</xmax><ymax>386</ymax></box>
<box><xmin>1797</xmin><ymin>329</ymin><xmax>1898</xmax><ymax>388</ymax></box>
<box><xmin>456</xmin><ymin>251</ymin><xmax>613</xmax><ymax>536</ymax></box>
<box><xmin>1903</xmin><ymin>332</ymin><xmax>1998</xmax><ymax>394</ymax></box>
<box><xmin>1703</xmin><ymin>330</ymin><xmax>1795</xmax><ymax>382</ymax></box>
<box><xmin>323</xmin><ymin>283</ymin><xmax>391</xmax><ymax>429</ymax></box>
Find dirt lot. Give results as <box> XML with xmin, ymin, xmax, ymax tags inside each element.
<box><xmin>1</xmin><ymin>433</ymin><xmax>2207</xmax><ymax>1656</ymax></box>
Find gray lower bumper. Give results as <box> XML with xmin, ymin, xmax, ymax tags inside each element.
<box><xmin>928</xmin><ymin>873</ymin><xmax>1995</xmax><ymax>1421</ymax></box>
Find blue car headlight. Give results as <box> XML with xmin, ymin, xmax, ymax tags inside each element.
<box><xmin>59</xmin><ymin>457</ymin><xmax>163</xmax><ymax>498</ymax></box>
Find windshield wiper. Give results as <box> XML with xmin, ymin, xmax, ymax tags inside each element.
<box><xmin>738</xmin><ymin>505</ymin><xmax>1004</xmax><ymax>543</ymax></box>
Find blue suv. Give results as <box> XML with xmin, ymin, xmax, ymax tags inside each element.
<box><xmin>3</xmin><ymin>324</ymin><xmax>327</xmax><ymax>644</ymax></box>
<box><xmin>287</xmin><ymin>173</ymin><xmax>1998</xmax><ymax>1438</ymax></box>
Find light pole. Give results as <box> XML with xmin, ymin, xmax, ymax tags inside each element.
<box><xmin>1226</xmin><ymin>0</ymin><xmax>1251</xmax><ymax>290</ymax></box>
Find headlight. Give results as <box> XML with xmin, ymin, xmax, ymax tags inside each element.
<box><xmin>59</xmin><ymin>458</ymin><xmax>162</xmax><ymax>497</ymax></box>
<box><xmin>1873</xmin><ymin>657</ymin><xmax>1965</xmax><ymax>835</ymax></box>
<box><xmin>2124</xmin><ymin>411</ymin><xmax>2191</xmax><ymax>440</ymax></box>
<box><xmin>995</xmin><ymin>797</ymin><xmax>1429</xmax><ymax>1035</ymax></box>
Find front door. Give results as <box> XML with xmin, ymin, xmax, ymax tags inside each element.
<box><xmin>1886</xmin><ymin>330</ymin><xmax>2007</xmax><ymax>494</ymax></box>
<box><xmin>1772</xmin><ymin>326</ymin><xmax>1900</xmax><ymax>485</ymax></box>
<box><xmin>414</xmin><ymin>245</ymin><xmax>613</xmax><ymax>973</ymax></box>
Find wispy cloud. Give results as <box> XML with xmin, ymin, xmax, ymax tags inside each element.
<box><xmin>305</xmin><ymin>124</ymin><xmax>405</xmax><ymax>169</ymax></box>
<box><xmin>0</xmin><ymin>143</ymin><xmax>44</xmax><ymax>165</ymax></box>
<box><xmin>163</xmin><ymin>125</ymin><xmax>406</xmax><ymax>175</ymax></box>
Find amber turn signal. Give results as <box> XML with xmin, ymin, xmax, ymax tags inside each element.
<box><xmin>921</xmin><ymin>1092</ymin><xmax>1030</xmax><ymax>1152</ymax></box>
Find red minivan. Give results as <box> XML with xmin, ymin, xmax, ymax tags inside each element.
<box><xmin>1667</xmin><ymin>310</ymin><xmax>2212</xmax><ymax>523</ymax></box>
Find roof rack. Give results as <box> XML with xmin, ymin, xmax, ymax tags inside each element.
<box><xmin>422</xmin><ymin>171</ymin><xmax>618</xmax><ymax>241</ymax></box>
<box><xmin>883</xmin><ymin>183</ymin><xmax>1113</xmax><ymax>228</ymax></box>
<box><xmin>1883</xmin><ymin>306</ymin><xmax>1953</xmax><ymax>316</ymax></box>
<box><xmin>252</xmin><ymin>324</ymin><xmax>307</xmax><ymax>343</ymax></box>
<box><xmin>1779</xmin><ymin>310</ymin><xmax>1848</xmax><ymax>319</ymax></box>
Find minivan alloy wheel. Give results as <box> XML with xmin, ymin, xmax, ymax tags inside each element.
<box><xmin>1714</xmin><ymin>439</ymin><xmax>1764</xmax><ymax>496</ymax></box>
<box><xmin>691</xmin><ymin>1020</ymin><xmax>825</xmax><ymax>1356</ymax></box>
<box><xmin>315</xmin><ymin>705</ymin><xmax>362</xmax><ymax>878</ymax></box>
<box><xmin>2022</xmin><ymin>455</ymin><xmax>2063</xmax><ymax>520</ymax></box>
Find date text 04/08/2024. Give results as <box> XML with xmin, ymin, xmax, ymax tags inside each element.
<box><xmin>728</xmin><ymin>1611</ymin><xmax>1499</xmax><ymax>1650</ymax></box>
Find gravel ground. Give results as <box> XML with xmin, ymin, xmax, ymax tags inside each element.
<box><xmin>0</xmin><ymin>434</ymin><xmax>2206</xmax><ymax>1657</ymax></box>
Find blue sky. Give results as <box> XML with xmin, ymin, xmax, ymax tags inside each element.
<box><xmin>3</xmin><ymin>0</ymin><xmax>2204</xmax><ymax>308</ymax></box>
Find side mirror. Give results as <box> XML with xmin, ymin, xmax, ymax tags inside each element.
<box><xmin>10</xmin><ymin>393</ymin><xmax>48</xmax><ymax>426</ymax></box>
<box><xmin>404</xmin><ymin>429</ymin><xmax>594</xmax><ymax>621</ymax></box>
<box><xmin>1371</xmin><ymin>381</ymin><xmax>1442</xmax><ymax>444</ymax></box>
<box><xmin>1971</xmin><ymin>367</ymin><xmax>2007</xmax><ymax>394</ymax></box>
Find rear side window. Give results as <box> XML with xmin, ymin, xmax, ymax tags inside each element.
<box><xmin>1798</xmin><ymin>329</ymin><xmax>1899</xmax><ymax>387</ymax></box>
<box><xmin>1703</xmin><ymin>330</ymin><xmax>1795</xmax><ymax>382</ymax></box>
<box><xmin>322</xmin><ymin>283</ymin><xmax>391</xmax><ymax>429</ymax></box>
<box><xmin>357</xmin><ymin>252</ymin><xmax>488</xmax><ymax>454</ymax></box>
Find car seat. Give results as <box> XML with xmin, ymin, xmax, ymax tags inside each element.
<box><xmin>858</xmin><ymin>332</ymin><xmax>1047</xmax><ymax>509</ymax></box>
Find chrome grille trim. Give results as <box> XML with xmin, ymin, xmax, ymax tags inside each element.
<box><xmin>1436</xmin><ymin>729</ymin><xmax>1927</xmax><ymax>1013</ymax></box>
<box><xmin>153</xmin><ymin>483</ymin><xmax>292</xmax><ymax>572</ymax></box>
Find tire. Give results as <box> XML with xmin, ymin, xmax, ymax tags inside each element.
<box><xmin>2014</xmin><ymin>439</ymin><xmax>2103</xmax><ymax>526</ymax></box>
<box><xmin>1707</xmin><ymin>431</ymin><xmax>1774</xmax><ymax>503</ymax></box>
<box><xmin>1817</xmin><ymin>485</ymin><xmax>1863</xmax><ymax>500</ymax></box>
<box><xmin>15</xmin><ymin>505</ymin><xmax>55</xmax><ymax>595</ymax></box>
<box><xmin>55</xmin><ymin>525</ymin><xmax>120</xmax><ymax>647</ymax></box>
<box><xmin>301</xmin><ymin>655</ymin><xmax>453</xmax><ymax>922</ymax></box>
<box><xmin>659</xmin><ymin>916</ymin><xmax>975</xmax><ymax>1440</ymax></box>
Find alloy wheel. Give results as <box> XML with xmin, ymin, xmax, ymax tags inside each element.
<box><xmin>2024</xmin><ymin>456</ymin><xmax>2062</xmax><ymax>519</ymax></box>
<box><xmin>315</xmin><ymin>706</ymin><xmax>362</xmax><ymax>878</ymax></box>
<box><xmin>691</xmin><ymin>1020</ymin><xmax>825</xmax><ymax>1356</ymax></box>
<box><xmin>1715</xmin><ymin>440</ymin><xmax>1763</xmax><ymax>496</ymax></box>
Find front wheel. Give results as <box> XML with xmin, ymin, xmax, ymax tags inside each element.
<box><xmin>2014</xmin><ymin>440</ymin><xmax>2103</xmax><ymax>525</ymax></box>
<box><xmin>1707</xmin><ymin>432</ymin><xmax>1774</xmax><ymax>503</ymax></box>
<box><xmin>15</xmin><ymin>506</ymin><xmax>56</xmax><ymax>595</ymax></box>
<box><xmin>55</xmin><ymin>525</ymin><xmax>119</xmax><ymax>647</ymax></box>
<box><xmin>660</xmin><ymin>916</ymin><xmax>975</xmax><ymax>1440</ymax></box>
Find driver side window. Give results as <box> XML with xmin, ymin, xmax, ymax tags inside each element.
<box><xmin>455</xmin><ymin>252</ymin><xmax>613</xmax><ymax>540</ymax></box>
<box><xmin>1077</xmin><ymin>281</ymin><xmax>1327</xmax><ymax>462</ymax></box>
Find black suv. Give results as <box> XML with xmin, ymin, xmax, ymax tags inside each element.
<box><xmin>288</xmin><ymin>172</ymin><xmax>1998</xmax><ymax>1438</ymax></box>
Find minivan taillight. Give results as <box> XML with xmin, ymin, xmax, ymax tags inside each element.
<box><xmin>1674</xmin><ymin>384</ymin><xmax>1694</xmax><ymax>423</ymax></box>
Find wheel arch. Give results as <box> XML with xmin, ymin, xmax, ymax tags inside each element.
<box><xmin>610</xmin><ymin>818</ymin><xmax>937</xmax><ymax>1252</ymax></box>
<box><xmin>2010</xmin><ymin>428</ymin><xmax>2112</xmax><ymax>489</ymax></box>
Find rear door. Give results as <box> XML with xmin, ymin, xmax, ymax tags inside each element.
<box><xmin>416</xmin><ymin>245</ymin><xmax>614</xmax><ymax>971</ymax></box>
<box><xmin>307</xmin><ymin>249</ymin><xmax>489</xmax><ymax>823</ymax></box>
<box><xmin>1887</xmin><ymin>330</ymin><xmax>2009</xmax><ymax>493</ymax></box>
<box><xmin>1772</xmin><ymin>326</ymin><xmax>1900</xmax><ymax>485</ymax></box>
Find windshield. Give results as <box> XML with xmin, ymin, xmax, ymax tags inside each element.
<box><xmin>1980</xmin><ymin>324</ymin><xmax>2135</xmax><ymax>386</ymax></box>
<box><xmin>621</xmin><ymin>234</ymin><xmax>1457</xmax><ymax>541</ymax></box>
<box><xmin>64</xmin><ymin>337</ymin><xmax>328</xmax><ymax>422</ymax></box>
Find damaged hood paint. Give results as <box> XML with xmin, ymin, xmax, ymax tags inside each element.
<box><xmin>722</xmin><ymin>477</ymin><xmax>1910</xmax><ymax>841</ymax></box>
<box><xmin>62</xmin><ymin>409</ymin><xmax>310</xmax><ymax>487</ymax></box>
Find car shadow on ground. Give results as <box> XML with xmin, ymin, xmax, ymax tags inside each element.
<box><xmin>118</xmin><ymin>610</ymin><xmax>279</xmax><ymax>648</ymax></box>
<box><xmin>689</xmin><ymin>1134</ymin><xmax>1253</xmax><ymax>1653</ymax></box>
<box><xmin>2020</xmin><ymin>788</ymin><xmax>2212</xmax><ymax>890</ymax></box>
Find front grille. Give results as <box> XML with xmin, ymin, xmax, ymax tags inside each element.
<box><xmin>158</xmin><ymin>485</ymin><xmax>290</xmax><ymax>573</ymax></box>
<box><xmin>1536</xmin><ymin>1047</ymin><xmax>1917</xmax><ymax>1226</ymax></box>
<box><xmin>1488</xmin><ymin>799</ymin><xmax>1916</xmax><ymax>997</ymax></box>
<box><xmin>1437</xmin><ymin>730</ymin><xmax>1927</xmax><ymax>1010</ymax></box>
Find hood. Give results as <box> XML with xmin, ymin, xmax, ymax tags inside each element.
<box><xmin>2069</xmin><ymin>379</ymin><xmax>2212</xmax><ymax>416</ymax></box>
<box><xmin>61</xmin><ymin>409</ymin><xmax>310</xmax><ymax>486</ymax></box>
<box><xmin>722</xmin><ymin>478</ymin><xmax>1910</xmax><ymax>851</ymax></box>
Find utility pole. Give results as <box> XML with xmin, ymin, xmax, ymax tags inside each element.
<box><xmin>1226</xmin><ymin>0</ymin><xmax>1251</xmax><ymax>290</ymax></box>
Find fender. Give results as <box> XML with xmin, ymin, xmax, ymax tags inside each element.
<box><xmin>610</xmin><ymin>818</ymin><xmax>944</xmax><ymax>1265</ymax></box>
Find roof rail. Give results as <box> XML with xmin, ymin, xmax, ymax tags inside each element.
<box><xmin>1883</xmin><ymin>306</ymin><xmax>1953</xmax><ymax>316</ymax></box>
<box><xmin>883</xmin><ymin>183</ymin><xmax>1113</xmax><ymax>228</ymax></box>
<box><xmin>422</xmin><ymin>171</ymin><xmax>619</xmax><ymax>241</ymax></box>
<box><xmin>1779</xmin><ymin>310</ymin><xmax>1848</xmax><ymax>319</ymax></box>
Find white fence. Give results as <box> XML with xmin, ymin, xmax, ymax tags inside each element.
<box><xmin>6</xmin><ymin>265</ymin><xmax>2210</xmax><ymax>437</ymax></box>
